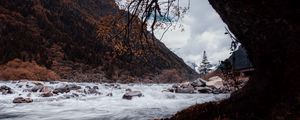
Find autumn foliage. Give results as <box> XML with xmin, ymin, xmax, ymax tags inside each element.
<box><xmin>0</xmin><ymin>0</ymin><xmax>196</xmax><ymax>82</ymax></box>
<box><xmin>0</xmin><ymin>59</ymin><xmax>60</xmax><ymax>81</ymax></box>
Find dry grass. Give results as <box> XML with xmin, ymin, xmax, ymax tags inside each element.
<box><xmin>0</xmin><ymin>59</ymin><xmax>60</xmax><ymax>81</ymax></box>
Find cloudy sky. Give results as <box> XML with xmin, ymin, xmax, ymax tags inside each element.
<box><xmin>154</xmin><ymin>0</ymin><xmax>231</xmax><ymax>65</ymax></box>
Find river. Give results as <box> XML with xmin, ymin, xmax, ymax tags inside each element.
<box><xmin>0</xmin><ymin>80</ymin><xmax>229</xmax><ymax>120</ymax></box>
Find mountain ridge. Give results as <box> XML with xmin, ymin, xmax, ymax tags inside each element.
<box><xmin>0</xmin><ymin>0</ymin><xmax>197</xmax><ymax>82</ymax></box>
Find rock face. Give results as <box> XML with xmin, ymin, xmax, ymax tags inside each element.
<box><xmin>0</xmin><ymin>0</ymin><xmax>197</xmax><ymax>82</ymax></box>
<box><xmin>208</xmin><ymin>0</ymin><xmax>299</xmax><ymax>118</ymax></box>
<box><xmin>169</xmin><ymin>0</ymin><xmax>300</xmax><ymax>119</ymax></box>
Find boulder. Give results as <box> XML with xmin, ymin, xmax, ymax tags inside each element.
<box><xmin>25</xmin><ymin>84</ymin><xmax>32</xmax><ymax>88</ymax></box>
<box><xmin>0</xmin><ymin>85</ymin><xmax>13</xmax><ymax>94</ymax></box>
<box><xmin>32</xmin><ymin>82</ymin><xmax>44</xmax><ymax>86</ymax></box>
<box><xmin>196</xmin><ymin>87</ymin><xmax>213</xmax><ymax>93</ymax></box>
<box><xmin>39</xmin><ymin>86</ymin><xmax>52</xmax><ymax>92</ymax></box>
<box><xmin>66</xmin><ymin>84</ymin><xmax>81</xmax><ymax>90</ymax></box>
<box><xmin>17</xmin><ymin>84</ymin><xmax>23</xmax><ymax>88</ymax></box>
<box><xmin>84</xmin><ymin>87</ymin><xmax>101</xmax><ymax>95</ymax></box>
<box><xmin>122</xmin><ymin>91</ymin><xmax>143</xmax><ymax>100</ymax></box>
<box><xmin>172</xmin><ymin>84</ymin><xmax>180</xmax><ymax>88</ymax></box>
<box><xmin>206</xmin><ymin>76</ymin><xmax>224</xmax><ymax>89</ymax></box>
<box><xmin>179</xmin><ymin>82</ymin><xmax>192</xmax><ymax>88</ymax></box>
<box><xmin>93</xmin><ymin>86</ymin><xmax>99</xmax><ymax>90</ymax></box>
<box><xmin>162</xmin><ymin>88</ymin><xmax>175</xmax><ymax>92</ymax></box>
<box><xmin>191</xmin><ymin>78</ymin><xmax>207</xmax><ymax>87</ymax></box>
<box><xmin>211</xmin><ymin>88</ymin><xmax>224</xmax><ymax>94</ymax></box>
<box><xmin>208</xmin><ymin>76</ymin><xmax>223</xmax><ymax>81</ymax></box>
<box><xmin>105</xmin><ymin>83</ymin><xmax>121</xmax><ymax>89</ymax></box>
<box><xmin>88</xmin><ymin>88</ymin><xmax>101</xmax><ymax>95</ymax></box>
<box><xmin>53</xmin><ymin>87</ymin><xmax>70</xmax><ymax>94</ymax></box>
<box><xmin>31</xmin><ymin>85</ymin><xmax>44</xmax><ymax>92</ymax></box>
<box><xmin>114</xmin><ymin>84</ymin><xmax>121</xmax><ymax>89</ymax></box>
<box><xmin>125</xmin><ymin>88</ymin><xmax>132</xmax><ymax>92</ymax></box>
<box><xmin>175</xmin><ymin>87</ymin><xmax>195</xmax><ymax>94</ymax></box>
<box><xmin>13</xmin><ymin>97</ymin><xmax>33</xmax><ymax>103</ymax></box>
<box><xmin>41</xmin><ymin>91</ymin><xmax>53</xmax><ymax>97</ymax></box>
<box><xmin>85</xmin><ymin>86</ymin><xmax>92</xmax><ymax>89</ymax></box>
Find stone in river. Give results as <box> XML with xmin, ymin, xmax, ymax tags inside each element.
<box><xmin>31</xmin><ymin>85</ymin><xmax>44</xmax><ymax>92</ymax></box>
<box><xmin>41</xmin><ymin>91</ymin><xmax>54</xmax><ymax>97</ymax></box>
<box><xmin>66</xmin><ymin>84</ymin><xmax>82</xmax><ymax>90</ymax></box>
<box><xmin>0</xmin><ymin>85</ymin><xmax>13</xmax><ymax>95</ymax></box>
<box><xmin>122</xmin><ymin>91</ymin><xmax>143</xmax><ymax>100</ymax></box>
<box><xmin>53</xmin><ymin>87</ymin><xmax>70</xmax><ymax>94</ymax></box>
<box><xmin>13</xmin><ymin>97</ymin><xmax>33</xmax><ymax>103</ymax></box>
<box><xmin>93</xmin><ymin>86</ymin><xmax>99</xmax><ymax>90</ymax></box>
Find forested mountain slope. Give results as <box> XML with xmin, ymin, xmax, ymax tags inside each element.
<box><xmin>0</xmin><ymin>0</ymin><xmax>197</xmax><ymax>82</ymax></box>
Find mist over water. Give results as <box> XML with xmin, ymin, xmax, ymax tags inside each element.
<box><xmin>0</xmin><ymin>81</ymin><xmax>229</xmax><ymax>120</ymax></box>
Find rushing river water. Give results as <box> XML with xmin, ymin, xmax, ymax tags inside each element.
<box><xmin>0</xmin><ymin>80</ymin><xmax>229</xmax><ymax>120</ymax></box>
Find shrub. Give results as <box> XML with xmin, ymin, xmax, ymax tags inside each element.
<box><xmin>0</xmin><ymin>59</ymin><xmax>60</xmax><ymax>81</ymax></box>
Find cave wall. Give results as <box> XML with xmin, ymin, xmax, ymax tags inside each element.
<box><xmin>168</xmin><ymin>0</ymin><xmax>300</xmax><ymax>119</ymax></box>
<box><xmin>208</xmin><ymin>0</ymin><xmax>300</xmax><ymax>93</ymax></box>
<box><xmin>208</xmin><ymin>0</ymin><xmax>300</xmax><ymax>118</ymax></box>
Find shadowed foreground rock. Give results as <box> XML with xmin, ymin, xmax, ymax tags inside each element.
<box><xmin>168</xmin><ymin>0</ymin><xmax>300</xmax><ymax>119</ymax></box>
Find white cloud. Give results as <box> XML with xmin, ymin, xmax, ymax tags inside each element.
<box><xmin>155</xmin><ymin>0</ymin><xmax>231</xmax><ymax>64</ymax></box>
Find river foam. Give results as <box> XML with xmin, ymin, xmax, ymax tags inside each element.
<box><xmin>0</xmin><ymin>80</ymin><xmax>229</xmax><ymax>120</ymax></box>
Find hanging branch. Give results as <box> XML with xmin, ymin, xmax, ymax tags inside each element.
<box><xmin>223</xmin><ymin>26</ymin><xmax>241</xmax><ymax>90</ymax></box>
<box><xmin>225</xmin><ymin>27</ymin><xmax>239</xmax><ymax>51</ymax></box>
<box><xmin>98</xmin><ymin>0</ymin><xmax>190</xmax><ymax>53</ymax></box>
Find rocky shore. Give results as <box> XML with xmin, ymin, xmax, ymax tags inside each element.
<box><xmin>163</xmin><ymin>76</ymin><xmax>247</xmax><ymax>95</ymax></box>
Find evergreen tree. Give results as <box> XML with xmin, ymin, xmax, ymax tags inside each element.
<box><xmin>199</xmin><ymin>51</ymin><xmax>211</xmax><ymax>75</ymax></box>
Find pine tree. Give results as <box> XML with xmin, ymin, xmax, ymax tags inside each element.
<box><xmin>199</xmin><ymin>51</ymin><xmax>211</xmax><ymax>75</ymax></box>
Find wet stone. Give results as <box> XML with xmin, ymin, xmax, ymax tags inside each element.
<box><xmin>13</xmin><ymin>97</ymin><xmax>33</xmax><ymax>103</ymax></box>
<box><xmin>122</xmin><ymin>91</ymin><xmax>143</xmax><ymax>100</ymax></box>
<box><xmin>0</xmin><ymin>85</ymin><xmax>13</xmax><ymax>95</ymax></box>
